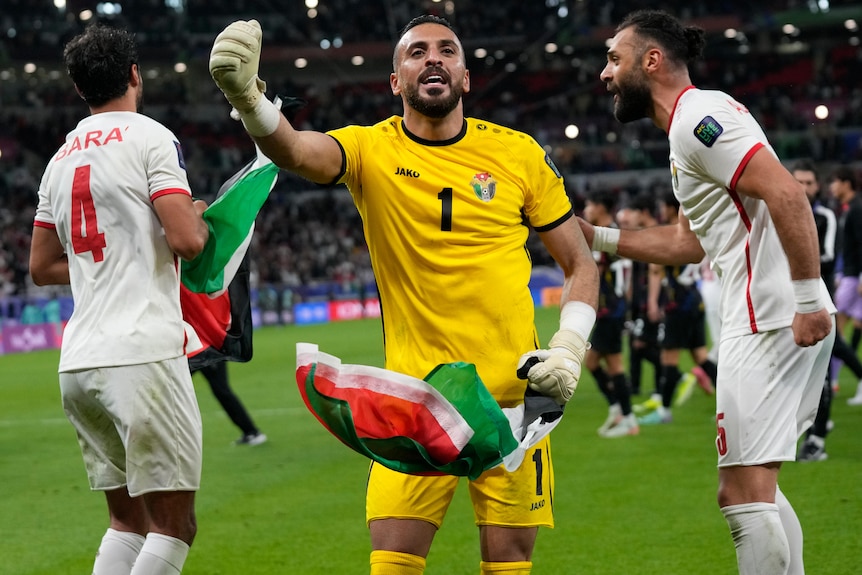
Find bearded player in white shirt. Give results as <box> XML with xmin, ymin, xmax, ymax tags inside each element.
<box><xmin>579</xmin><ymin>9</ymin><xmax>835</xmax><ymax>575</ymax></box>
<box><xmin>29</xmin><ymin>24</ymin><xmax>209</xmax><ymax>575</ymax></box>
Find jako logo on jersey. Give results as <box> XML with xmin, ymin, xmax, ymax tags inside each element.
<box><xmin>471</xmin><ymin>172</ymin><xmax>497</xmax><ymax>202</ymax></box>
<box><xmin>671</xmin><ymin>161</ymin><xmax>679</xmax><ymax>190</ymax></box>
<box><xmin>394</xmin><ymin>167</ymin><xmax>420</xmax><ymax>178</ymax></box>
<box><xmin>54</xmin><ymin>128</ymin><xmax>123</xmax><ymax>161</ymax></box>
<box><xmin>693</xmin><ymin>116</ymin><xmax>723</xmax><ymax>147</ymax></box>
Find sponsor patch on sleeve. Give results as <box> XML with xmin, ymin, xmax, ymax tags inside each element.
<box><xmin>693</xmin><ymin>116</ymin><xmax>723</xmax><ymax>148</ymax></box>
<box><xmin>544</xmin><ymin>152</ymin><xmax>562</xmax><ymax>178</ymax></box>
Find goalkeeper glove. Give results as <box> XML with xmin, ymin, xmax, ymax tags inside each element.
<box><xmin>210</xmin><ymin>20</ymin><xmax>282</xmax><ymax>137</ymax></box>
<box><xmin>209</xmin><ymin>19</ymin><xmax>267</xmax><ymax>113</ymax></box>
<box><xmin>517</xmin><ymin>329</ymin><xmax>589</xmax><ymax>404</ymax></box>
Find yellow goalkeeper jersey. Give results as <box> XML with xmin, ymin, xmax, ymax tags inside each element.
<box><xmin>328</xmin><ymin>116</ymin><xmax>573</xmax><ymax>404</ymax></box>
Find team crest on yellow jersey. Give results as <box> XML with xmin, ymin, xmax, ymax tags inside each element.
<box><xmin>471</xmin><ymin>172</ymin><xmax>497</xmax><ymax>202</ymax></box>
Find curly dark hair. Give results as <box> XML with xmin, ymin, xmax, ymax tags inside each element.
<box><xmin>63</xmin><ymin>23</ymin><xmax>138</xmax><ymax>107</ymax></box>
<box><xmin>618</xmin><ymin>9</ymin><xmax>705</xmax><ymax>68</ymax></box>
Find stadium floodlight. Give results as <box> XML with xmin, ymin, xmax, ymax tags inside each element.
<box><xmin>96</xmin><ymin>2</ymin><xmax>121</xmax><ymax>15</ymax></box>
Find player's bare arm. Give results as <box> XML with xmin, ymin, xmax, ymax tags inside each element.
<box><xmin>255</xmin><ymin>123</ymin><xmax>344</xmax><ymax>185</ymax></box>
<box><xmin>539</xmin><ymin>217</ymin><xmax>599</xmax><ymax>310</ymax></box>
<box><xmin>734</xmin><ymin>147</ymin><xmax>822</xmax><ymax>282</ymax></box>
<box><xmin>29</xmin><ymin>226</ymin><xmax>69</xmax><ymax>285</ymax></box>
<box><xmin>153</xmin><ymin>193</ymin><xmax>209</xmax><ymax>261</ymax></box>
<box><xmin>209</xmin><ymin>19</ymin><xmax>343</xmax><ymax>184</ymax></box>
<box><xmin>735</xmin><ymin>147</ymin><xmax>832</xmax><ymax>346</ymax></box>
<box><xmin>577</xmin><ymin>214</ymin><xmax>704</xmax><ymax>265</ymax></box>
<box><xmin>516</xmin><ymin>217</ymin><xmax>599</xmax><ymax>404</ymax></box>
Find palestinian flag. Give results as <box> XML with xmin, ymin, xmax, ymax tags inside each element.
<box><xmin>295</xmin><ymin>343</ymin><xmax>564</xmax><ymax>480</ymax></box>
<box><xmin>181</xmin><ymin>148</ymin><xmax>278</xmax><ymax>296</ymax></box>
<box><xmin>180</xmin><ymin>145</ymin><xmax>278</xmax><ymax>368</ymax></box>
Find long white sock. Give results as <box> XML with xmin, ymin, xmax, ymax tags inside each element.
<box><xmin>775</xmin><ymin>486</ymin><xmax>805</xmax><ymax>575</ymax></box>
<box><xmin>722</xmin><ymin>502</ymin><xmax>790</xmax><ymax>575</ymax></box>
<box><xmin>130</xmin><ymin>533</ymin><xmax>190</xmax><ymax>575</ymax></box>
<box><xmin>93</xmin><ymin>528</ymin><xmax>146</xmax><ymax>575</ymax></box>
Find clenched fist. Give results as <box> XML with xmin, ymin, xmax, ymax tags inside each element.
<box><xmin>209</xmin><ymin>19</ymin><xmax>267</xmax><ymax>113</ymax></box>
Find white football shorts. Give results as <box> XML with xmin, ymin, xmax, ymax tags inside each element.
<box><xmin>60</xmin><ymin>355</ymin><xmax>202</xmax><ymax>497</ymax></box>
<box><xmin>714</xmin><ymin>321</ymin><xmax>833</xmax><ymax>467</ymax></box>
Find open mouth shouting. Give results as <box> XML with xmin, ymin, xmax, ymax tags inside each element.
<box><xmin>420</xmin><ymin>68</ymin><xmax>449</xmax><ymax>93</ymax></box>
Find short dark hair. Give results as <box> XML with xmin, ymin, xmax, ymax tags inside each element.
<box><xmin>791</xmin><ymin>159</ymin><xmax>819</xmax><ymax>179</ymax></box>
<box><xmin>398</xmin><ymin>14</ymin><xmax>455</xmax><ymax>39</ymax></box>
<box><xmin>394</xmin><ymin>15</ymin><xmax>460</xmax><ymax>69</ymax></box>
<box><xmin>618</xmin><ymin>9</ymin><xmax>705</xmax><ymax>67</ymax></box>
<box><xmin>586</xmin><ymin>190</ymin><xmax>617</xmax><ymax>213</ymax></box>
<box><xmin>64</xmin><ymin>23</ymin><xmax>138</xmax><ymax>107</ymax></box>
<box><xmin>661</xmin><ymin>190</ymin><xmax>680</xmax><ymax>209</ymax></box>
<box><xmin>831</xmin><ymin>165</ymin><xmax>858</xmax><ymax>190</ymax></box>
<box><xmin>628</xmin><ymin>193</ymin><xmax>657</xmax><ymax>216</ymax></box>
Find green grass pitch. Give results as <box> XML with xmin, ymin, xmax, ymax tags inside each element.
<box><xmin>1</xmin><ymin>306</ymin><xmax>860</xmax><ymax>574</ymax></box>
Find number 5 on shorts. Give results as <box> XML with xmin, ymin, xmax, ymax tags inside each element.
<box><xmin>71</xmin><ymin>165</ymin><xmax>106</xmax><ymax>262</ymax></box>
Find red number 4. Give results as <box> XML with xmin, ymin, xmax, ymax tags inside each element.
<box><xmin>70</xmin><ymin>165</ymin><xmax>106</xmax><ymax>262</ymax></box>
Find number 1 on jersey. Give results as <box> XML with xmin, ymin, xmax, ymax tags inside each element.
<box><xmin>438</xmin><ymin>187</ymin><xmax>453</xmax><ymax>232</ymax></box>
<box><xmin>71</xmin><ymin>165</ymin><xmax>106</xmax><ymax>262</ymax></box>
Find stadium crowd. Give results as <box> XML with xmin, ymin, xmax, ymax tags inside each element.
<box><xmin>1</xmin><ymin>0</ymin><xmax>861</xmax><ymax>298</ymax></box>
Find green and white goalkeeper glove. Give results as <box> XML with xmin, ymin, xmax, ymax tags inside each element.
<box><xmin>209</xmin><ymin>20</ymin><xmax>280</xmax><ymax>137</ymax></box>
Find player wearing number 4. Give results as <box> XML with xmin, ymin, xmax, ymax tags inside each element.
<box><xmin>580</xmin><ymin>10</ymin><xmax>835</xmax><ymax>575</ymax></box>
<box><xmin>30</xmin><ymin>24</ymin><xmax>209</xmax><ymax>575</ymax></box>
<box><xmin>210</xmin><ymin>14</ymin><xmax>598</xmax><ymax>575</ymax></box>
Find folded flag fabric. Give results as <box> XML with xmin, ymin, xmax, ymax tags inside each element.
<box><xmin>181</xmin><ymin>251</ymin><xmax>254</xmax><ymax>370</ymax></box>
<box><xmin>180</xmin><ymin>145</ymin><xmax>277</xmax><ymax>366</ymax></box>
<box><xmin>181</xmin><ymin>148</ymin><xmax>279</xmax><ymax>296</ymax></box>
<box><xmin>295</xmin><ymin>343</ymin><xmax>564</xmax><ymax>480</ymax></box>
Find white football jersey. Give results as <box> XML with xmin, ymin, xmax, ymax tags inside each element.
<box><xmin>35</xmin><ymin>111</ymin><xmax>192</xmax><ymax>371</ymax></box>
<box><xmin>667</xmin><ymin>87</ymin><xmax>834</xmax><ymax>340</ymax></box>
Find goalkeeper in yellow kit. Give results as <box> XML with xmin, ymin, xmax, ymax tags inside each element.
<box><xmin>209</xmin><ymin>14</ymin><xmax>599</xmax><ymax>575</ymax></box>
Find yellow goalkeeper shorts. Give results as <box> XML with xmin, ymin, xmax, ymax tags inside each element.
<box><xmin>366</xmin><ymin>436</ymin><xmax>554</xmax><ymax>528</ymax></box>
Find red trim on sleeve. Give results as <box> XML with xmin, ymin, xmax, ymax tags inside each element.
<box><xmin>666</xmin><ymin>85</ymin><xmax>696</xmax><ymax>133</ymax></box>
<box><xmin>33</xmin><ymin>220</ymin><xmax>56</xmax><ymax>230</ymax></box>
<box><xmin>151</xmin><ymin>187</ymin><xmax>192</xmax><ymax>202</ymax></box>
<box><xmin>729</xmin><ymin>142</ymin><xmax>764</xmax><ymax>191</ymax></box>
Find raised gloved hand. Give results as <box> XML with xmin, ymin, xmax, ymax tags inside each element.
<box><xmin>209</xmin><ymin>19</ymin><xmax>267</xmax><ymax>114</ymax></box>
<box><xmin>517</xmin><ymin>329</ymin><xmax>589</xmax><ymax>405</ymax></box>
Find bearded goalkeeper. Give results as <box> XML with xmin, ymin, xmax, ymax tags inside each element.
<box><xmin>209</xmin><ymin>15</ymin><xmax>598</xmax><ymax>575</ymax></box>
